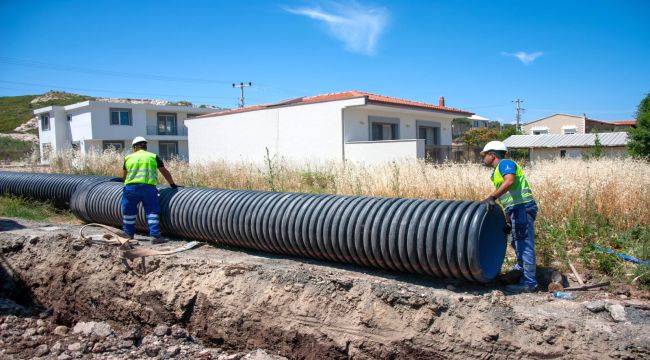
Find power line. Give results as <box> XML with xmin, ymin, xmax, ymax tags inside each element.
<box><xmin>232</xmin><ymin>82</ymin><xmax>252</xmax><ymax>108</ymax></box>
<box><xmin>0</xmin><ymin>56</ymin><xmax>232</xmax><ymax>85</ymax></box>
<box><xmin>0</xmin><ymin>80</ymin><xmax>243</xmax><ymax>102</ymax></box>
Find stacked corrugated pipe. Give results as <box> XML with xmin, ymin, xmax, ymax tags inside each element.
<box><xmin>0</xmin><ymin>171</ymin><xmax>508</xmax><ymax>283</ymax></box>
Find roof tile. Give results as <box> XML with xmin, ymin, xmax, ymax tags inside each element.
<box><xmin>192</xmin><ymin>90</ymin><xmax>473</xmax><ymax>119</ymax></box>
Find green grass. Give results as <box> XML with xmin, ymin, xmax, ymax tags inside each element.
<box><xmin>0</xmin><ymin>137</ymin><xmax>34</xmax><ymax>162</ymax></box>
<box><xmin>536</xmin><ymin>205</ymin><xmax>650</xmax><ymax>289</ymax></box>
<box><xmin>0</xmin><ymin>196</ymin><xmax>74</xmax><ymax>222</ymax></box>
<box><xmin>0</xmin><ymin>92</ymin><xmax>93</xmax><ymax>133</ymax></box>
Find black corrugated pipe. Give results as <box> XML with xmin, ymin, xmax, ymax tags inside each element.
<box><xmin>0</xmin><ymin>171</ymin><xmax>116</xmax><ymax>207</ymax></box>
<box><xmin>0</xmin><ymin>171</ymin><xmax>507</xmax><ymax>282</ymax></box>
<box><xmin>68</xmin><ymin>180</ymin><xmax>507</xmax><ymax>283</ymax></box>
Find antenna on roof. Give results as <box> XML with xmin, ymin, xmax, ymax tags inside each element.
<box><xmin>232</xmin><ymin>82</ymin><xmax>252</xmax><ymax>108</ymax></box>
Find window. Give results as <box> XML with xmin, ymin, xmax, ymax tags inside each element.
<box><xmin>532</xmin><ymin>129</ymin><xmax>548</xmax><ymax>135</ymax></box>
<box><xmin>157</xmin><ymin>113</ymin><xmax>177</xmax><ymax>135</ymax></box>
<box><xmin>563</xmin><ymin>128</ymin><xmax>576</xmax><ymax>135</ymax></box>
<box><xmin>417</xmin><ymin>126</ymin><xmax>440</xmax><ymax>146</ymax></box>
<box><xmin>102</xmin><ymin>141</ymin><xmax>125</xmax><ymax>152</ymax></box>
<box><xmin>369</xmin><ymin>116</ymin><xmax>399</xmax><ymax>140</ymax></box>
<box><xmin>110</xmin><ymin>108</ymin><xmax>132</xmax><ymax>126</ymax></box>
<box><xmin>40</xmin><ymin>114</ymin><xmax>50</xmax><ymax>131</ymax></box>
<box><xmin>159</xmin><ymin>141</ymin><xmax>178</xmax><ymax>160</ymax></box>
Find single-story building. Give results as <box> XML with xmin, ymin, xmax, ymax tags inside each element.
<box><xmin>186</xmin><ymin>91</ymin><xmax>473</xmax><ymax>165</ymax></box>
<box><xmin>503</xmin><ymin>132</ymin><xmax>629</xmax><ymax>161</ymax></box>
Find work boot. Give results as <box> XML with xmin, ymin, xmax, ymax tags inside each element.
<box><xmin>500</xmin><ymin>268</ymin><xmax>523</xmax><ymax>285</ymax></box>
<box><xmin>504</xmin><ymin>283</ymin><xmax>537</xmax><ymax>294</ymax></box>
<box><xmin>151</xmin><ymin>237</ymin><xmax>168</xmax><ymax>244</ymax></box>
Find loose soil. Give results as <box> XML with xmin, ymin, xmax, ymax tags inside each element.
<box><xmin>1</xmin><ymin>218</ymin><xmax>648</xmax><ymax>359</ymax></box>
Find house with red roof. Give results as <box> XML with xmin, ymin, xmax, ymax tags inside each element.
<box><xmin>185</xmin><ymin>90</ymin><xmax>473</xmax><ymax>164</ymax></box>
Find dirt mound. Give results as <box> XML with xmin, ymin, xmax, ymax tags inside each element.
<box><xmin>1</xmin><ymin>218</ymin><xmax>649</xmax><ymax>359</ymax></box>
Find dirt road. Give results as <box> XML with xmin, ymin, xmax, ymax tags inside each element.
<box><xmin>1</xmin><ymin>218</ymin><xmax>648</xmax><ymax>359</ymax></box>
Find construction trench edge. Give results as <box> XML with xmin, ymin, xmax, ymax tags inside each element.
<box><xmin>1</xmin><ymin>220</ymin><xmax>649</xmax><ymax>359</ymax></box>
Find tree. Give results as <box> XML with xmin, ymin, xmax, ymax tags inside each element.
<box><xmin>592</xmin><ymin>133</ymin><xmax>604</xmax><ymax>158</ymax></box>
<box><xmin>487</xmin><ymin>120</ymin><xmax>502</xmax><ymax>129</ymax></box>
<box><xmin>497</xmin><ymin>126</ymin><xmax>523</xmax><ymax>141</ymax></box>
<box><xmin>628</xmin><ymin>93</ymin><xmax>650</xmax><ymax>158</ymax></box>
<box><xmin>452</xmin><ymin>118</ymin><xmax>472</xmax><ymax>140</ymax></box>
<box><xmin>460</xmin><ymin>127</ymin><xmax>500</xmax><ymax>148</ymax></box>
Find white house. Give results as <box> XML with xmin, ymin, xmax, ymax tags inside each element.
<box><xmin>34</xmin><ymin>101</ymin><xmax>217</xmax><ymax>162</ymax></box>
<box><xmin>186</xmin><ymin>91</ymin><xmax>473</xmax><ymax>165</ymax></box>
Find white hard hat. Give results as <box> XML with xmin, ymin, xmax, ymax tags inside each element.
<box><xmin>480</xmin><ymin>141</ymin><xmax>508</xmax><ymax>155</ymax></box>
<box><xmin>132</xmin><ymin>136</ymin><xmax>147</xmax><ymax>145</ymax></box>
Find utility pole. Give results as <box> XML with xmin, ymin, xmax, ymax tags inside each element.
<box><xmin>512</xmin><ymin>99</ymin><xmax>525</xmax><ymax>131</ymax></box>
<box><xmin>232</xmin><ymin>82</ymin><xmax>252</xmax><ymax>108</ymax></box>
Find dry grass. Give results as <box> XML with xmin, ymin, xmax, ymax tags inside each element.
<box><xmin>10</xmin><ymin>149</ymin><xmax>650</xmax><ymax>287</ymax></box>
<box><xmin>48</xmin><ymin>149</ymin><xmax>650</xmax><ymax>230</ymax></box>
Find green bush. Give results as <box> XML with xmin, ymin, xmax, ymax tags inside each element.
<box><xmin>628</xmin><ymin>92</ymin><xmax>650</xmax><ymax>158</ymax></box>
<box><xmin>535</xmin><ymin>197</ymin><xmax>650</xmax><ymax>289</ymax></box>
<box><xmin>0</xmin><ymin>137</ymin><xmax>34</xmax><ymax>162</ymax></box>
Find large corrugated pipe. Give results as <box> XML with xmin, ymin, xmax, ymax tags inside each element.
<box><xmin>69</xmin><ymin>180</ymin><xmax>507</xmax><ymax>283</ymax></box>
<box><xmin>0</xmin><ymin>171</ymin><xmax>115</xmax><ymax>207</ymax></box>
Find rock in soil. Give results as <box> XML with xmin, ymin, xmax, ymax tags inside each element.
<box><xmin>584</xmin><ymin>300</ymin><xmax>607</xmax><ymax>313</ymax></box>
<box><xmin>606</xmin><ymin>303</ymin><xmax>628</xmax><ymax>322</ymax></box>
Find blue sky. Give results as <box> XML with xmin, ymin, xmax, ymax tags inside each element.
<box><xmin>0</xmin><ymin>0</ymin><xmax>648</xmax><ymax>123</ymax></box>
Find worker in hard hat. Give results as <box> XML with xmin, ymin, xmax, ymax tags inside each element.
<box><xmin>481</xmin><ymin>140</ymin><xmax>538</xmax><ymax>293</ymax></box>
<box><xmin>121</xmin><ymin>136</ymin><xmax>177</xmax><ymax>244</ymax></box>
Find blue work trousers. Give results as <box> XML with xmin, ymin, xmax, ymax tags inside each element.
<box><xmin>121</xmin><ymin>184</ymin><xmax>161</xmax><ymax>238</ymax></box>
<box><xmin>506</xmin><ymin>201</ymin><xmax>538</xmax><ymax>288</ymax></box>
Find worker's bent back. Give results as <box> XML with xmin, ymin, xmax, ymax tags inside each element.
<box><xmin>124</xmin><ymin>150</ymin><xmax>158</xmax><ymax>186</ymax></box>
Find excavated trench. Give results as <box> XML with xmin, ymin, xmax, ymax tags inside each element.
<box><xmin>2</xmin><ymin>219</ymin><xmax>649</xmax><ymax>359</ymax></box>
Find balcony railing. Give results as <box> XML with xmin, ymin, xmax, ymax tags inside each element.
<box><xmin>146</xmin><ymin>125</ymin><xmax>187</xmax><ymax>136</ymax></box>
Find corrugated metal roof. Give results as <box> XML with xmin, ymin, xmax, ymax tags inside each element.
<box><xmin>503</xmin><ymin>132</ymin><xmax>629</xmax><ymax>149</ymax></box>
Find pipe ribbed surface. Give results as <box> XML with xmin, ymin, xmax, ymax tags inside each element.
<box><xmin>69</xmin><ymin>180</ymin><xmax>507</xmax><ymax>283</ymax></box>
<box><xmin>0</xmin><ymin>171</ymin><xmax>115</xmax><ymax>206</ymax></box>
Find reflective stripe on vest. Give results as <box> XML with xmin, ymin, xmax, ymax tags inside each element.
<box><xmin>124</xmin><ymin>150</ymin><xmax>158</xmax><ymax>186</ymax></box>
<box><xmin>491</xmin><ymin>161</ymin><xmax>534</xmax><ymax>209</ymax></box>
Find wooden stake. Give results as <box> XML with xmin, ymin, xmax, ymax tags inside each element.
<box><xmin>568</xmin><ymin>261</ymin><xmax>585</xmax><ymax>285</ymax></box>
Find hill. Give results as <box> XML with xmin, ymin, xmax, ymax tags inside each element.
<box><xmin>0</xmin><ymin>91</ymin><xmax>93</xmax><ymax>133</ymax></box>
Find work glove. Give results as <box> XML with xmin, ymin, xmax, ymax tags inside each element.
<box><xmin>170</xmin><ymin>183</ymin><xmax>179</xmax><ymax>189</ymax></box>
<box><xmin>483</xmin><ymin>196</ymin><xmax>497</xmax><ymax>208</ymax></box>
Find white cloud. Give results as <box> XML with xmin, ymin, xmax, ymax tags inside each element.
<box><xmin>284</xmin><ymin>2</ymin><xmax>389</xmax><ymax>56</ymax></box>
<box><xmin>501</xmin><ymin>51</ymin><xmax>544</xmax><ymax>65</ymax></box>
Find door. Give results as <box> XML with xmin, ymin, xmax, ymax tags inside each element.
<box><xmin>417</xmin><ymin>125</ymin><xmax>441</xmax><ymax>161</ymax></box>
<box><xmin>158</xmin><ymin>141</ymin><xmax>178</xmax><ymax>160</ymax></box>
<box><xmin>157</xmin><ymin>113</ymin><xmax>177</xmax><ymax>135</ymax></box>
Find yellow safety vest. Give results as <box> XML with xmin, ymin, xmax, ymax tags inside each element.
<box><xmin>491</xmin><ymin>160</ymin><xmax>534</xmax><ymax>209</ymax></box>
<box><xmin>124</xmin><ymin>150</ymin><xmax>158</xmax><ymax>186</ymax></box>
